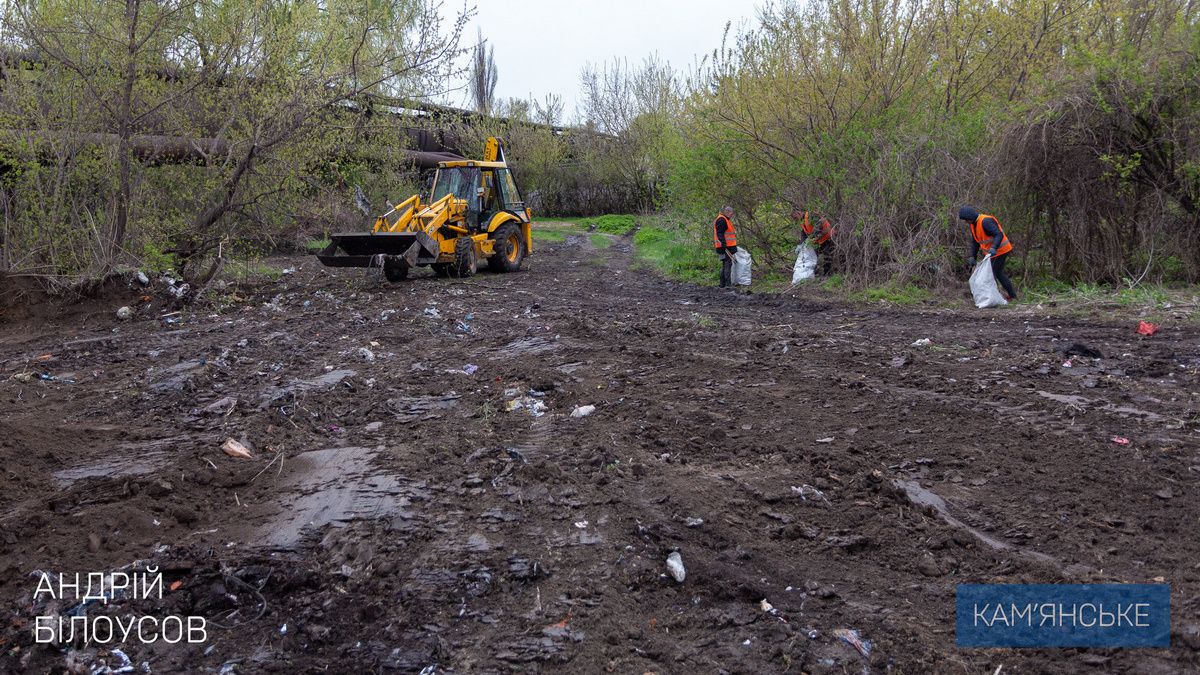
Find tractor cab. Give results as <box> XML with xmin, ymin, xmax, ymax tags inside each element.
<box><xmin>430</xmin><ymin>162</ymin><xmax>529</xmax><ymax>233</ymax></box>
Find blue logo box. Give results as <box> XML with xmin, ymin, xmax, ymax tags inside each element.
<box><xmin>956</xmin><ymin>584</ymin><xmax>1170</xmax><ymax>648</ymax></box>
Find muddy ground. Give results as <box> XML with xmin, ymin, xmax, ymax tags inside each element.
<box><xmin>0</xmin><ymin>233</ymin><xmax>1198</xmax><ymax>674</ymax></box>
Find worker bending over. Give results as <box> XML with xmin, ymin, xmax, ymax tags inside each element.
<box><xmin>792</xmin><ymin>209</ymin><xmax>835</xmax><ymax>275</ymax></box>
<box><xmin>959</xmin><ymin>205</ymin><xmax>1018</xmax><ymax>301</ymax></box>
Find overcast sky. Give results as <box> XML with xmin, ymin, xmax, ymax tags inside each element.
<box><xmin>443</xmin><ymin>0</ymin><xmax>764</xmax><ymax>121</ymax></box>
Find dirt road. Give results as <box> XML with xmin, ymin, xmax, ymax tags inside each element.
<box><xmin>2</xmin><ymin>233</ymin><xmax>1197</xmax><ymax>673</ymax></box>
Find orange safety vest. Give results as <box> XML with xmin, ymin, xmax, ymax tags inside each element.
<box><xmin>801</xmin><ymin>211</ymin><xmax>834</xmax><ymax>245</ymax></box>
<box><xmin>713</xmin><ymin>214</ymin><xmax>737</xmax><ymax>248</ymax></box>
<box><xmin>970</xmin><ymin>213</ymin><xmax>1013</xmax><ymax>256</ymax></box>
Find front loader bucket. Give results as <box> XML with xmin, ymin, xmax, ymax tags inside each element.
<box><xmin>317</xmin><ymin>231</ymin><xmax>440</xmax><ymax>269</ymax></box>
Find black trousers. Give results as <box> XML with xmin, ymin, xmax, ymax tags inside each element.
<box><xmin>717</xmin><ymin>249</ymin><xmax>733</xmax><ymax>287</ymax></box>
<box><xmin>991</xmin><ymin>253</ymin><xmax>1017</xmax><ymax>299</ymax></box>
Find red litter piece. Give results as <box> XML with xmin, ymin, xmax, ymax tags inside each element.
<box><xmin>1111</xmin><ymin>436</ymin><xmax>1130</xmax><ymax>445</ymax></box>
<box><xmin>1136</xmin><ymin>321</ymin><xmax>1159</xmax><ymax>336</ymax></box>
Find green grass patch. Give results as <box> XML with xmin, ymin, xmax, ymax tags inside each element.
<box><xmin>632</xmin><ymin>226</ymin><xmax>714</xmax><ymax>284</ymax></box>
<box><xmin>589</xmin><ymin>233</ymin><xmax>613</xmax><ymax>249</ymax></box>
<box><xmin>577</xmin><ymin>214</ymin><xmax>637</xmax><ymax>234</ymax></box>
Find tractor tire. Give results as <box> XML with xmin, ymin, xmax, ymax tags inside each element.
<box><xmin>487</xmin><ymin>223</ymin><xmax>525</xmax><ymax>273</ymax></box>
<box><xmin>432</xmin><ymin>263</ymin><xmax>452</xmax><ymax>278</ymax></box>
<box><xmin>383</xmin><ymin>260</ymin><xmax>408</xmax><ymax>282</ymax></box>
<box><xmin>454</xmin><ymin>237</ymin><xmax>477</xmax><ymax>278</ymax></box>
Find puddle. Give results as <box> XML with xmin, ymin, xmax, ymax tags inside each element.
<box><xmin>261</xmin><ymin>369</ymin><xmax>357</xmax><ymax>404</ymax></box>
<box><xmin>53</xmin><ymin>438</ymin><xmax>183</xmax><ymax>487</ymax></box>
<box><xmin>1037</xmin><ymin>391</ymin><xmax>1090</xmax><ymax>407</ymax></box>
<box><xmin>894</xmin><ymin>479</ymin><xmax>1056</xmax><ymax>565</ymax></box>
<box><xmin>254</xmin><ymin>446</ymin><xmax>425</xmax><ymax>548</ymax></box>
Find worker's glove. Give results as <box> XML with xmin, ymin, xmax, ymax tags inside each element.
<box><xmin>726</xmin><ymin>245</ymin><xmax>738</xmax><ymax>254</ymax></box>
<box><xmin>964</xmin><ymin>257</ymin><xmax>976</xmax><ymax>270</ymax></box>
<box><xmin>985</xmin><ymin>248</ymin><xmax>997</xmax><ymax>258</ymax></box>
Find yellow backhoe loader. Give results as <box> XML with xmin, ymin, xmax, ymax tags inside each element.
<box><xmin>317</xmin><ymin>137</ymin><xmax>532</xmax><ymax>281</ymax></box>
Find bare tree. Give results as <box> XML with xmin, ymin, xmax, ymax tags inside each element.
<box><xmin>469</xmin><ymin>29</ymin><xmax>498</xmax><ymax>115</ymax></box>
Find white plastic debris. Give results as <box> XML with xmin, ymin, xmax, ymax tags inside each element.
<box><xmin>135</xmin><ymin>271</ymin><xmax>150</xmax><ymax>285</ymax></box>
<box><xmin>358</xmin><ymin>347</ymin><xmax>375</xmax><ymax>362</ymax></box>
<box><xmin>570</xmin><ymin>404</ymin><xmax>596</xmax><ymax>418</ymax></box>
<box><xmin>116</xmin><ymin>306</ymin><xmax>133</xmax><ymax>321</ymax></box>
<box><xmin>221</xmin><ymin>438</ymin><xmax>253</xmax><ymax>459</ymax></box>
<box><xmin>760</xmin><ymin>599</ymin><xmax>775</xmax><ymax>613</ymax></box>
<box><xmin>911</xmin><ymin>338</ymin><xmax>932</xmax><ymax>347</ymax></box>
<box><xmin>685</xmin><ymin>517</ymin><xmax>704</xmax><ymax>528</ymax></box>
<box><xmin>666</xmin><ymin>551</ymin><xmax>686</xmax><ymax>583</ymax></box>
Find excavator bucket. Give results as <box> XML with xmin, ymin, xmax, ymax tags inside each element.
<box><xmin>317</xmin><ymin>231</ymin><xmax>440</xmax><ymax>269</ymax></box>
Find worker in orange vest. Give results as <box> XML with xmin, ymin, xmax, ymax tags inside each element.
<box><xmin>959</xmin><ymin>205</ymin><xmax>1017</xmax><ymax>301</ymax></box>
<box><xmin>791</xmin><ymin>209</ymin><xmax>836</xmax><ymax>275</ymax></box>
<box><xmin>713</xmin><ymin>205</ymin><xmax>738</xmax><ymax>288</ymax></box>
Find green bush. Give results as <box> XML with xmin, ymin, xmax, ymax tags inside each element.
<box><xmin>578</xmin><ymin>214</ymin><xmax>637</xmax><ymax>234</ymax></box>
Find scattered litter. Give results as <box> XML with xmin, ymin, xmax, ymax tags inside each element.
<box><xmin>1111</xmin><ymin>436</ymin><xmax>1130</xmax><ymax>445</ymax></box>
<box><xmin>815</xmin><ymin>437</ymin><xmax>834</xmax><ymax>443</ymax></box>
<box><xmin>281</xmin><ymin>267</ymin><xmax>296</xmax><ymax>275</ymax></box>
<box><xmin>136</xmin><ymin>271</ymin><xmax>150</xmax><ymax>285</ymax></box>
<box><xmin>832</xmin><ymin>628</ymin><xmax>873</xmax><ymax>657</ymax></box>
<box><xmin>1137</xmin><ymin>321</ymin><xmax>1160</xmax><ymax>336</ymax></box>
<box><xmin>1062</xmin><ymin>359</ymin><xmax>1073</xmax><ymax>368</ymax></box>
<box><xmin>685</xmin><ymin>517</ymin><xmax>704</xmax><ymax>528</ymax></box>
<box><xmin>423</xmin><ymin>307</ymin><xmax>441</xmax><ymax>319</ymax></box>
<box><xmin>221</xmin><ymin>438</ymin><xmax>253</xmax><ymax>459</ymax></box>
<box><xmin>38</xmin><ymin>372</ymin><xmax>75</xmax><ymax>384</ymax></box>
<box><xmin>116</xmin><ymin>306</ymin><xmax>133</xmax><ymax>321</ymax></box>
<box><xmin>792</xmin><ymin>484</ymin><xmax>829</xmax><ymax>503</ymax></box>
<box><xmin>279</xmin><ymin>623</ymin><xmax>288</xmax><ymax>634</ymax></box>
<box><xmin>461</xmin><ymin>364</ymin><xmax>479</xmax><ymax>375</ymax></box>
<box><xmin>570</xmin><ymin>405</ymin><xmax>596</xmax><ymax>418</ymax></box>
<box><xmin>11</xmin><ymin>372</ymin><xmax>34</xmax><ymax>383</ymax></box>
<box><xmin>574</xmin><ymin>521</ymin><xmax>589</xmax><ymax>529</ymax></box>
<box><xmin>889</xmin><ymin>355</ymin><xmax>910</xmax><ymax>368</ymax></box>
<box><xmin>357</xmin><ymin>347</ymin><xmax>375</xmax><ymax>362</ymax></box>
<box><xmin>911</xmin><ymin>338</ymin><xmax>932</xmax><ymax>347</ymax></box>
<box><xmin>505</xmin><ymin>390</ymin><xmax>547</xmax><ymax>417</ymax></box>
<box><xmin>759</xmin><ymin>599</ymin><xmax>774</xmax><ymax>613</ymax></box>
<box><xmin>107</xmin><ymin>648</ymin><xmax>134</xmax><ymax>674</ymax></box>
<box><xmin>666</xmin><ymin>551</ymin><xmax>686</xmax><ymax>583</ymax></box>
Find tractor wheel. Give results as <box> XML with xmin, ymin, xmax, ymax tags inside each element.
<box><xmin>487</xmin><ymin>223</ymin><xmax>525</xmax><ymax>273</ymax></box>
<box><xmin>383</xmin><ymin>260</ymin><xmax>408</xmax><ymax>282</ymax></box>
<box><xmin>431</xmin><ymin>263</ymin><xmax>452</xmax><ymax>278</ymax></box>
<box><xmin>454</xmin><ymin>237</ymin><xmax>477</xmax><ymax>278</ymax></box>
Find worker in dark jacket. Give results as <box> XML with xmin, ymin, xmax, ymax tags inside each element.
<box><xmin>959</xmin><ymin>205</ymin><xmax>1017</xmax><ymax>301</ymax></box>
<box><xmin>713</xmin><ymin>205</ymin><xmax>738</xmax><ymax>288</ymax></box>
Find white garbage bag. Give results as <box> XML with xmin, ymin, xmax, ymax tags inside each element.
<box><xmin>732</xmin><ymin>249</ymin><xmax>752</xmax><ymax>286</ymax></box>
<box><xmin>969</xmin><ymin>255</ymin><xmax>1008</xmax><ymax>308</ymax></box>
<box><xmin>791</xmin><ymin>245</ymin><xmax>818</xmax><ymax>284</ymax></box>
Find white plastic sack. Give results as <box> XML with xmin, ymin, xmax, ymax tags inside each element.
<box><xmin>969</xmin><ymin>255</ymin><xmax>1008</xmax><ymax>308</ymax></box>
<box><xmin>732</xmin><ymin>249</ymin><xmax>752</xmax><ymax>286</ymax></box>
<box><xmin>791</xmin><ymin>245</ymin><xmax>818</xmax><ymax>283</ymax></box>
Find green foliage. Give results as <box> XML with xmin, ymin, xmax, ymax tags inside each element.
<box><xmin>578</xmin><ymin>214</ymin><xmax>636</xmax><ymax>234</ymax></box>
<box><xmin>632</xmin><ymin>224</ymin><xmax>714</xmax><ymax>284</ymax></box>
